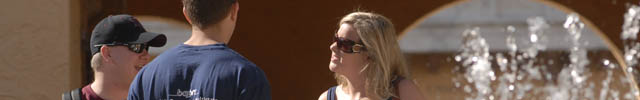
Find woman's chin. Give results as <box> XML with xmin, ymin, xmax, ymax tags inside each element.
<box><xmin>329</xmin><ymin>63</ymin><xmax>338</xmax><ymax>72</ymax></box>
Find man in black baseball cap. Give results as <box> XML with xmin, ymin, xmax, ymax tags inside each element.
<box><xmin>62</xmin><ymin>14</ymin><xmax>166</xmax><ymax>100</ymax></box>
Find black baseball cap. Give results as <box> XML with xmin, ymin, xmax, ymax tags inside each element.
<box><xmin>90</xmin><ymin>14</ymin><xmax>167</xmax><ymax>55</ymax></box>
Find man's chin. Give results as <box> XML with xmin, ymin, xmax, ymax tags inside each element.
<box><xmin>134</xmin><ymin>64</ymin><xmax>145</xmax><ymax>71</ymax></box>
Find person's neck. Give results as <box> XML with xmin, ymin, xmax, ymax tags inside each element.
<box><xmin>339</xmin><ymin>73</ymin><xmax>369</xmax><ymax>100</ymax></box>
<box><xmin>184</xmin><ymin>26</ymin><xmax>229</xmax><ymax>46</ymax></box>
<box><xmin>90</xmin><ymin>71</ymin><xmax>128</xmax><ymax>100</ymax></box>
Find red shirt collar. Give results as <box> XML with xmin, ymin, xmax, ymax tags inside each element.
<box><xmin>81</xmin><ymin>84</ymin><xmax>105</xmax><ymax>100</ymax></box>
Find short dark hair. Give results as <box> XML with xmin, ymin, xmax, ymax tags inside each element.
<box><xmin>182</xmin><ymin>0</ymin><xmax>237</xmax><ymax>29</ymax></box>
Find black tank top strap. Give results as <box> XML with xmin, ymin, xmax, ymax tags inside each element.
<box><xmin>327</xmin><ymin>86</ymin><xmax>337</xmax><ymax>100</ymax></box>
<box><xmin>328</xmin><ymin>76</ymin><xmax>405</xmax><ymax>100</ymax></box>
<box><xmin>391</xmin><ymin>76</ymin><xmax>405</xmax><ymax>86</ymax></box>
<box><xmin>388</xmin><ymin>76</ymin><xmax>406</xmax><ymax>100</ymax></box>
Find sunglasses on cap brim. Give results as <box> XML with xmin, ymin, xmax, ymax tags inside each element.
<box><xmin>94</xmin><ymin>42</ymin><xmax>149</xmax><ymax>53</ymax></box>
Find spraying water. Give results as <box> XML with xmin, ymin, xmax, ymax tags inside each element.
<box><xmin>453</xmin><ymin>11</ymin><xmax>640</xmax><ymax>99</ymax></box>
<box><xmin>457</xmin><ymin>27</ymin><xmax>495</xmax><ymax>100</ymax></box>
<box><xmin>547</xmin><ymin>13</ymin><xmax>593</xmax><ymax>100</ymax></box>
<box><xmin>621</xmin><ymin>5</ymin><xmax>640</xmax><ymax>100</ymax></box>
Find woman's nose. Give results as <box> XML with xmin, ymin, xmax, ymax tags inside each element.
<box><xmin>330</xmin><ymin>42</ymin><xmax>338</xmax><ymax>52</ymax></box>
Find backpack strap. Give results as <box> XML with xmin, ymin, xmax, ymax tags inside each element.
<box><xmin>62</xmin><ymin>88</ymin><xmax>83</xmax><ymax>100</ymax></box>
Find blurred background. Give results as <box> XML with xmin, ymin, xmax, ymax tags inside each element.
<box><xmin>1</xmin><ymin>0</ymin><xmax>639</xmax><ymax>99</ymax></box>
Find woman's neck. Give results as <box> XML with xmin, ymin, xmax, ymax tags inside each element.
<box><xmin>338</xmin><ymin>73</ymin><xmax>370</xmax><ymax>100</ymax></box>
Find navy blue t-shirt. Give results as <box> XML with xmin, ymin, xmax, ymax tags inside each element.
<box><xmin>128</xmin><ymin>43</ymin><xmax>271</xmax><ymax>100</ymax></box>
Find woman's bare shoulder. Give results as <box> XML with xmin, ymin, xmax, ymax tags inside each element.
<box><xmin>318</xmin><ymin>90</ymin><xmax>329</xmax><ymax>100</ymax></box>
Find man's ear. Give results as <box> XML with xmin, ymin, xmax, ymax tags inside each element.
<box><xmin>230</xmin><ymin>2</ymin><xmax>239</xmax><ymax>21</ymax></box>
<box><xmin>100</xmin><ymin>45</ymin><xmax>112</xmax><ymax>63</ymax></box>
<box><xmin>183</xmin><ymin>7</ymin><xmax>193</xmax><ymax>24</ymax></box>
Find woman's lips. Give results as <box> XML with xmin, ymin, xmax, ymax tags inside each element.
<box><xmin>331</xmin><ymin>56</ymin><xmax>340</xmax><ymax>62</ymax></box>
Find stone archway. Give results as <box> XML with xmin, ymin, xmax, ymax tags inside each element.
<box><xmin>399</xmin><ymin>0</ymin><xmax>640</xmax><ymax>99</ymax></box>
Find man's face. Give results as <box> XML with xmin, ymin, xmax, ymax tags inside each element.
<box><xmin>107</xmin><ymin>46</ymin><xmax>151</xmax><ymax>83</ymax></box>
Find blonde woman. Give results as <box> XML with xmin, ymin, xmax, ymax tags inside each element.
<box><xmin>318</xmin><ymin>12</ymin><xmax>424</xmax><ymax>100</ymax></box>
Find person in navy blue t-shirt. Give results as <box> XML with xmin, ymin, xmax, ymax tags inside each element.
<box><xmin>127</xmin><ymin>0</ymin><xmax>272</xmax><ymax>100</ymax></box>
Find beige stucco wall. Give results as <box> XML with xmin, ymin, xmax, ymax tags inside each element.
<box><xmin>0</xmin><ymin>0</ymin><xmax>82</xmax><ymax>99</ymax></box>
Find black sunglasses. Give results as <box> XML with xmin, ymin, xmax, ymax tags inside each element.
<box><xmin>333</xmin><ymin>36</ymin><xmax>366</xmax><ymax>53</ymax></box>
<box><xmin>94</xmin><ymin>42</ymin><xmax>149</xmax><ymax>53</ymax></box>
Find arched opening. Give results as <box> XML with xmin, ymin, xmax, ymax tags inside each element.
<box><xmin>399</xmin><ymin>0</ymin><xmax>639</xmax><ymax>99</ymax></box>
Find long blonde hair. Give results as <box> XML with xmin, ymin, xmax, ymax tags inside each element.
<box><xmin>335</xmin><ymin>12</ymin><xmax>409</xmax><ymax>99</ymax></box>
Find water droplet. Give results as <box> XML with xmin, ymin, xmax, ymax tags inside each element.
<box><xmin>530</xmin><ymin>34</ymin><xmax>538</xmax><ymax>42</ymax></box>
<box><xmin>507</xmin><ymin>26</ymin><xmax>516</xmax><ymax>32</ymax></box>
<box><xmin>490</xmin><ymin>72</ymin><xmax>496</xmax><ymax>81</ymax></box>
<box><xmin>472</xmin><ymin>57</ymin><xmax>478</xmax><ymax>62</ymax></box>
<box><xmin>508</xmin><ymin>85</ymin><xmax>515</xmax><ymax>91</ymax></box>
<box><xmin>464</xmin><ymin>85</ymin><xmax>472</xmax><ymax>93</ymax></box>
